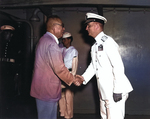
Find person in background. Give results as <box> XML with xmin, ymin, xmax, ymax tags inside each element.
<box><xmin>77</xmin><ymin>12</ymin><xmax>133</xmax><ymax>119</ymax></box>
<box><xmin>0</xmin><ymin>25</ymin><xmax>22</xmax><ymax>96</ymax></box>
<box><xmin>59</xmin><ymin>32</ymin><xmax>78</xmax><ymax>119</ymax></box>
<box><xmin>30</xmin><ymin>15</ymin><xmax>83</xmax><ymax>119</ymax></box>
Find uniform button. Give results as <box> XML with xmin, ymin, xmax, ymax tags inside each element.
<box><xmin>96</xmin><ymin>68</ymin><xmax>98</xmax><ymax>70</ymax></box>
<box><xmin>95</xmin><ymin>60</ymin><xmax>97</xmax><ymax>62</ymax></box>
<box><xmin>95</xmin><ymin>43</ymin><xmax>97</xmax><ymax>45</ymax></box>
<box><xmin>95</xmin><ymin>51</ymin><xmax>97</xmax><ymax>53</ymax></box>
<box><xmin>97</xmin><ymin>77</ymin><xmax>99</xmax><ymax>79</ymax></box>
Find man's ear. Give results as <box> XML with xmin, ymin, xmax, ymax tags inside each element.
<box><xmin>51</xmin><ymin>26</ymin><xmax>56</xmax><ymax>35</ymax></box>
<box><xmin>95</xmin><ymin>23</ymin><xmax>99</xmax><ymax>30</ymax></box>
<box><xmin>96</xmin><ymin>23</ymin><xmax>102</xmax><ymax>31</ymax></box>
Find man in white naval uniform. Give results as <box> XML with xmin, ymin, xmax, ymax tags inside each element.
<box><xmin>59</xmin><ymin>32</ymin><xmax>78</xmax><ymax>119</ymax></box>
<box><xmin>78</xmin><ymin>13</ymin><xmax>133</xmax><ymax>119</ymax></box>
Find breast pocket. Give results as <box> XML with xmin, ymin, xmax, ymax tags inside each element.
<box><xmin>97</xmin><ymin>50</ymin><xmax>107</xmax><ymax>64</ymax></box>
<box><xmin>97</xmin><ymin>50</ymin><xmax>104</xmax><ymax>58</ymax></box>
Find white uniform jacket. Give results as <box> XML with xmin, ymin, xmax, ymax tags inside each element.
<box><xmin>82</xmin><ymin>31</ymin><xmax>133</xmax><ymax>100</ymax></box>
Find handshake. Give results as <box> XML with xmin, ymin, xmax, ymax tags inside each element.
<box><xmin>73</xmin><ymin>75</ymin><xmax>84</xmax><ymax>86</ymax></box>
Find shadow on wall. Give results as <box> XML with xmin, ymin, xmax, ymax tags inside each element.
<box><xmin>78</xmin><ymin>20</ymin><xmax>100</xmax><ymax>115</ymax></box>
<box><xmin>79</xmin><ymin>20</ymin><xmax>95</xmax><ymax>46</ymax></box>
<box><xmin>0</xmin><ymin>12</ymin><xmax>33</xmax><ymax>97</ymax></box>
<box><xmin>0</xmin><ymin>11</ymin><xmax>36</xmax><ymax>119</ymax></box>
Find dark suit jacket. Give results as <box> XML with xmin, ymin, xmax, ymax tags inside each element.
<box><xmin>30</xmin><ymin>32</ymin><xmax>74</xmax><ymax>101</ymax></box>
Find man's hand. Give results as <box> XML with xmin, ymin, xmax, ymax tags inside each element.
<box><xmin>73</xmin><ymin>75</ymin><xmax>84</xmax><ymax>86</ymax></box>
<box><xmin>113</xmin><ymin>93</ymin><xmax>122</xmax><ymax>102</ymax></box>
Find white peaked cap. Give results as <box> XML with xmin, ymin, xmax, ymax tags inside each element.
<box><xmin>1</xmin><ymin>25</ymin><xmax>15</xmax><ymax>30</ymax></box>
<box><xmin>62</xmin><ymin>32</ymin><xmax>72</xmax><ymax>38</ymax></box>
<box><xmin>85</xmin><ymin>12</ymin><xmax>107</xmax><ymax>24</ymax></box>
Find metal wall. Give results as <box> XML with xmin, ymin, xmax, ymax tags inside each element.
<box><xmin>1</xmin><ymin>0</ymin><xmax>150</xmax><ymax>7</ymax></box>
<box><xmin>54</xmin><ymin>7</ymin><xmax>150</xmax><ymax>115</ymax></box>
<box><xmin>104</xmin><ymin>7</ymin><xmax>150</xmax><ymax>115</ymax></box>
<box><xmin>0</xmin><ymin>4</ymin><xmax>150</xmax><ymax>116</ymax></box>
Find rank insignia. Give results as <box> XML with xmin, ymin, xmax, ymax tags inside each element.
<box><xmin>101</xmin><ymin>36</ymin><xmax>108</xmax><ymax>42</ymax></box>
<box><xmin>98</xmin><ymin>44</ymin><xmax>103</xmax><ymax>51</ymax></box>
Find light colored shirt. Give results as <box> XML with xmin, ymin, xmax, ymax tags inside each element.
<box><xmin>61</xmin><ymin>46</ymin><xmax>78</xmax><ymax>69</ymax></box>
<box><xmin>47</xmin><ymin>32</ymin><xmax>59</xmax><ymax>44</ymax></box>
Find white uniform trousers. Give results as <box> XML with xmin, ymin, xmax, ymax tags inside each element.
<box><xmin>100</xmin><ymin>94</ymin><xmax>129</xmax><ymax>119</ymax></box>
<box><xmin>59</xmin><ymin>88</ymin><xmax>73</xmax><ymax>119</ymax></box>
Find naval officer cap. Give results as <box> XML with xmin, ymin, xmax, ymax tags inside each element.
<box><xmin>0</xmin><ymin>25</ymin><xmax>15</xmax><ymax>31</ymax></box>
<box><xmin>85</xmin><ymin>12</ymin><xmax>107</xmax><ymax>25</ymax></box>
<box><xmin>62</xmin><ymin>32</ymin><xmax>72</xmax><ymax>38</ymax></box>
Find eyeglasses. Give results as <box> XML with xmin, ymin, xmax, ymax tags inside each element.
<box><xmin>53</xmin><ymin>23</ymin><xmax>64</xmax><ymax>28</ymax></box>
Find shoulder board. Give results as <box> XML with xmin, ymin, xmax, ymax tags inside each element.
<box><xmin>101</xmin><ymin>35</ymin><xmax>108</xmax><ymax>42</ymax></box>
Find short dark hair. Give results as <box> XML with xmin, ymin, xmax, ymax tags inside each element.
<box><xmin>67</xmin><ymin>36</ymin><xmax>73</xmax><ymax>43</ymax></box>
<box><xmin>46</xmin><ymin>15</ymin><xmax>62</xmax><ymax>31</ymax></box>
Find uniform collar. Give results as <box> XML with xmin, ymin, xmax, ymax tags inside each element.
<box><xmin>63</xmin><ymin>46</ymin><xmax>74</xmax><ymax>50</ymax></box>
<box><xmin>95</xmin><ymin>31</ymin><xmax>104</xmax><ymax>44</ymax></box>
<box><xmin>46</xmin><ymin>32</ymin><xmax>59</xmax><ymax>44</ymax></box>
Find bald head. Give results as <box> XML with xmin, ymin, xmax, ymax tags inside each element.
<box><xmin>46</xmin><ymin>15</ymin><xmax>63</xmax><ymax>32</ymax></box>
<box><xmin>46</xmin><ymin>15</ymin><xmax>65</xmax><ymax>38</ymax></box>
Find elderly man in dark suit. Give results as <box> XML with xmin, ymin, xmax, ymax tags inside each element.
<box><xmin>30</xmin><ymin>15</ymin><xmax>83</xmax><ymax>119</ymax></box>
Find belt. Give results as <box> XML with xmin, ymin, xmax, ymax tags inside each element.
<box><xmin>0</xmin><ymin>58</ymin><xmax>15</xmax><ymax>63</ymax></box>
